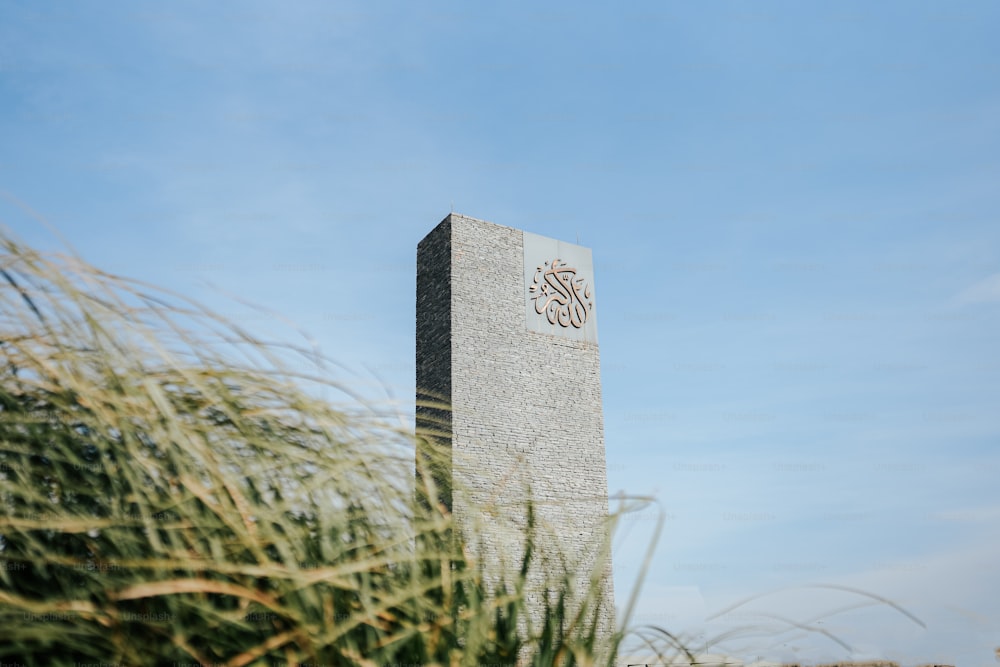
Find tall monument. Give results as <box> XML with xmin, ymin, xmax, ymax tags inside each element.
<box><xmin>416</xmin><ymin>213</ymin><xmax>615</xmax><ymax>647</ymax></box>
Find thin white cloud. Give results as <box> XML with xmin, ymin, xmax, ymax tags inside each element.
<box><xmin>927</xmin><ymin>505</ymin><xmax>1000</xmax><ymax>523</ymax></box>
<box><xmin>958</xmin><ymin>272</ymin><xmax>1000</xmax><ymax>304</ymax></box>
<box><xmin>620</xmin><ymin>531</ymin><xmax>1000</xmax><ymax>664</ymax></box>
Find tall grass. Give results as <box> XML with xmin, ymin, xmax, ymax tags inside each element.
<box><xmin>0</xmin><ymin>227</ymin><xmax>678</xmax><ymax>666</ymax></box>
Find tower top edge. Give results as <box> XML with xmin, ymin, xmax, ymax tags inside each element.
<box><xmin>420</xmin><ymin>212</ymin><xmax>592</xmax><ymax>251</ymax></box>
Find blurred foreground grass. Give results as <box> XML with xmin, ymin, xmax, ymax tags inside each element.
<box><xmin>0</xmin><ymin>227</ymin><xmax>683</xmax><ymax>666</ymax></box>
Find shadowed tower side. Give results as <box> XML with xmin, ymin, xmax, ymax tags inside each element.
<box><xmin>415</xmin><ymin>215</ymin><xmax>453</xmax><ymax>513</ymax></box>
<box><xmin>416</xmin><ymin>213</ymin><xmax>615</xmax><ymax>649</ymax></box>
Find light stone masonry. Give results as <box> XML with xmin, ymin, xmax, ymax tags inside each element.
<box><xmin>416</xmin><ymin>213</ymin><xmax>615</xmax><ymax>651</ymax></box>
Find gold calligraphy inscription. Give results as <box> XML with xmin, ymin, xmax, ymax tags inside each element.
<box><xmin>529</xmin><ymin>258</ymin><xmax>593</xmax><ymax>328</ymax></box>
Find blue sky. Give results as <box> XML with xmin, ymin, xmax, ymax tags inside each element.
<box><xmin>2</xmin><ymin>1</ymin><xmax>999</xmax><ymax>663</ymax></box>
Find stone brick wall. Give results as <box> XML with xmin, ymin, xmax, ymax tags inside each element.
<box><xmin>415</xmin><ymin>216</ymin><xmax>453</xmax><ymax>511</ymax></box>
<box><xmin>416</xmin><ymin>213</ymin><xmax>615</xmax><ymax>648</ymax></box>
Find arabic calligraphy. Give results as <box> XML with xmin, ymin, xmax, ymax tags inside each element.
<box><xmin>529</xmin><ymin>258</ymin><xmax>593</xmax><ymax>328</ymax></box>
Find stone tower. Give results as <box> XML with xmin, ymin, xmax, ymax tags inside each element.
<box><xmin>416</xmin><ymin>213</ymin><xmax>615</xmax><ymax>647</ymax></box>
